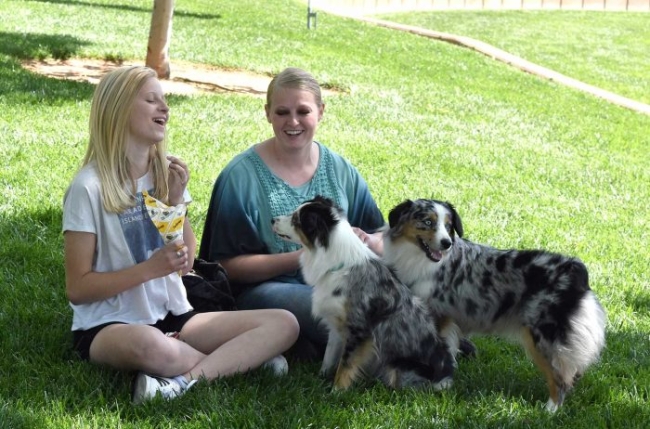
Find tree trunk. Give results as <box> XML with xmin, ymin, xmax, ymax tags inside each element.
<box><xmin>146</xmin><ymin>0</ymin><xmax>174</xmax><ymax>79</ymax></box>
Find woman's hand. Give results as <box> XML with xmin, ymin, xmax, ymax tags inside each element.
<box><xmin>147</xmin><ymin>240</ymin><xmax>190</xmax><ymax>277</ymax></box>
<box><xmin>65</xmin><ymin>232</ymin><xmax>189</xmax><ymax>305</ymax></box>
<box><xmin>352</xmin><ymin>227</ymin><xmax>384</xmax><ymax>256</ymax></box>
<box><xmin>167</xmin><ymin>155</ymin><xmax>189</xmax><ymax>206</ymax></box>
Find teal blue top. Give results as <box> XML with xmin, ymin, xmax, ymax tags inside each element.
<box><xmin>199</xmin><ymin>142</ymin><xmax>384</xmax><ymax>286</ymax></box>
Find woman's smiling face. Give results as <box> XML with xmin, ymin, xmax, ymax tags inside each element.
<box><xmin>127</xmin><ymin>77</ymin><xmax>169</xmax><ymax>147</ymax></box>
<box><xmin>265</xmin><ymin>86</ymin><xmax>324</xmax><ymax>149</ymax></box>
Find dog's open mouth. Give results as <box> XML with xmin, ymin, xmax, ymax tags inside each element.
<box><xmin>276</xmin><ymin>233</ymin><xmax>292</xmax><ymax>241</ymax></box>
<box><xmin>417</xmin><ymin>237</ymin><xmax>443</xmax><ymax>262</ymax></box>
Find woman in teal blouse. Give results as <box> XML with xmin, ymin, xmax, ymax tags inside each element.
<box><xmin>199</xmin><ymin>67</ymin><xmax>385</xmax><ymax>359</ymax></box>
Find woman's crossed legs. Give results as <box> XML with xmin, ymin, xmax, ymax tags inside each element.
<box><xmin>89</xmin><ymin>308</ymin><xmax>299</xmax><ymax>381</ymax></box>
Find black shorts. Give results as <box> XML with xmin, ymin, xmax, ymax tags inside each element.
<box><xmin>72</xmin><ymin>311</ymin><xmax>197</xmax><ymax>361</ymax></box>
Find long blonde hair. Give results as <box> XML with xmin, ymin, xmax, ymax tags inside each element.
<box><xmin>83</xmin><ymin>66</ymin><xmax>169</xmax><ymax>213</ymax></box>
<box><xmin>266</xmin><ymin>67</ymin><xmax>323</xmax><ymax>108</ymax></box>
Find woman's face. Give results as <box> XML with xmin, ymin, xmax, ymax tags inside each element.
<box><xmin>127</xmin><ymin>77</ymin><xmax>169</xmax><ymax>147</ymax></box>
<box><xmin>265</xmin><ymin>86</ymin><xmax>324</xmax><ymax>150</ymax></box>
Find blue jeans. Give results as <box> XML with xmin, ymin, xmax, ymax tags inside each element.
<box><xmin>236</xmin><ymin>281</ymin><xmax>327</xmax><ymax>359</ymax></box>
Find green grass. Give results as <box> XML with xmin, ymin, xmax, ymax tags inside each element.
<box><xmin>376</xmin><ymin>10</ymin><xmax>650</xmax><ymax>104</ymax></box>
<box><xmin>1</xmin><ymin>0</ymin><xmax>649</xmax><ymax>427</ymax></box>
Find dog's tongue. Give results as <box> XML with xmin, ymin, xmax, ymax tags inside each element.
<box><xmin>418</xmin><ymin>237</ymin><xmax>444</xmax><ymax>263</ymax></box>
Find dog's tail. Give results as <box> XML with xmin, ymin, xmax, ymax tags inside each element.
<box><xmin>550</xmin><ymin>261</ymin><xmax>606</xmax><ymax>380</ymax></box>
<box><xmin>555</xmin><ymin>290</ymin><xmax>606</xmax><ymax>380</ymax></box>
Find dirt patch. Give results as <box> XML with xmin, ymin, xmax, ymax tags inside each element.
<box><xmin>23</xmin><ymin>58</ymin><xmax>342</xmax><ymax>97</ymax></box>
<box><xmin>22</xmin><ymin>58</ymin><xmax>273</xmax><ymax>97</ymax></box>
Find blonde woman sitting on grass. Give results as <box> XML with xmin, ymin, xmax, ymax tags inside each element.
<box><xmin>63</xmin><ymin>65</ymin><xmax>299</xmax><ymax>404</ymax></box>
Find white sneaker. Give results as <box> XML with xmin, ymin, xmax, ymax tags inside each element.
<box><xmin>132</xmin><ymin>372</ymin><xmax>197</xmax><ymax>404</ymax></box>
<box><xmin>261</xmin><ymin>355</ymin><xmax>289</xmax><ymax>376</ymax></box>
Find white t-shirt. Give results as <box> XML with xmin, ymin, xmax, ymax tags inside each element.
<box><xmin>63</xmin><ymin>163</ymin><xmax>193</xmax><ymax>331</ymax></box>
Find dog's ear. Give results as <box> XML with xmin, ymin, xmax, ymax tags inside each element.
<box><xmin>299</xmin><ymin>203</ymin><xmax>337</xmax><ymax>248</ymax></box>
<box><xmin>446</xmin><ymin>202</ymin><xmax>464</xmax><ymax>238</ymax></box>
<box><xmin>388</xmin><ymin>200</ymin><xmax>414</xmax><ymax>228</ymax></box>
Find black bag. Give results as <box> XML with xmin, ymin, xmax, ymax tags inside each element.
<box><xmin>182</xmin><ymin>259</ymin><xmax>237</xmax><ymax>312</ymax></box>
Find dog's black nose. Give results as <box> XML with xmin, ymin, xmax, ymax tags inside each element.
<box><xmin>440</xmin><ymin>239</ymin><xmax>452</xmax><ymax>250</ymax></box>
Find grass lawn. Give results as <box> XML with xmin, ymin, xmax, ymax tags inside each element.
<box><xmin>0</xmin><ymin>0</ymin><xmax>648</xmax><ymax>428</ymax></box>
<box><xmin>377</xmin><ymin>9</ymin><xmax>650</xmax><ymax>105</ymax></box>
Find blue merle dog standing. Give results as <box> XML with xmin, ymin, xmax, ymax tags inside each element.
<box><xmin>383</xmin><ymin>198</ymin><xmax>606</xmax><ymax>412</ymax></box>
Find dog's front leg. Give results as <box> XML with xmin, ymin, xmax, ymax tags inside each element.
<box><xmin>333</xmin><ymin>338</ymin><xmax>375</xmax><ymax>390</ymax></box>
<box><xmin>438</xmin><ymin>317</ymin><xmax>463</xmax><ymax>360</ymax></box>
<box><xmin>321</xmin><ymin>329</ymin><xmax>344</xmax><ymax>378</ymax></box>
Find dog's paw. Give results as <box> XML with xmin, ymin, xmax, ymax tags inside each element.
<box><xmin>458</xmin><ymin>338</ymin><xmax>477</xmax><ymax>359</ymax></box>
<box><xmin>319</xmin><ymin>368</ymin><xmax>335</xmax><ymax>380</ymax></box>
<box><xmin>432</xmin><ymin>376</ymin><xmax>454</xmax><ymax>391</ymax></box>
<box><xmin>545</xmin><ymin>398</ymin><xmax>559</xmax><ymax>413</ymax></box>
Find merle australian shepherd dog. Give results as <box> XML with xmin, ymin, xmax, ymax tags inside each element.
<box><xmin>272</xmin><ymin>196</ymin><xmax>457</xmax><ymax>391</ymax></box>
<box><xmin>383</xmin><ymin>199</ymin><xmax>606</xmax><ymax>412</ymax></box>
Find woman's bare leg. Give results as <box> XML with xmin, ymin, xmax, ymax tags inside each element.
<box><xmin>88</xmin><ymin>309</ymin><xmax>299</xmax><ymax>380</ymax></box>
<box><xmin>179</xmin><ymin>309</ymin><xmax>299</xmax><ymax>380</ymax></box>
<box><xmin>89</xmin><ymin>324</ymin><xmax>204</xmax><ymax>376</ymax></box>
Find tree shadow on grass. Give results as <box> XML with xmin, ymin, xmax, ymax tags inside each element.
<box><xmin>0</xmin><ymin>55</ymin><xmax>95</xmax><ymax>103</ymax></box>
<box><xmin>448</xmin><ymin>331</ymin><xmax>649</xmax><ymax>423</ymax></box>
<box><xmin>626</xmin><ymin>288</ymin><xmax>650</xmax><ymax>313</ymax></box>
<box><xmin>0</xmin><ymin>57</ymin><xmax>205</xmax><ymax>109</ymax></box>
<box><xmin>0</xmin><ymin>206</ymin><xmax>70</xmax><ymax>423</ymax></box>
<box><xmin>25</xmin><ymin>0</ymin><xmax>222</xmax><ymax>20</ymax></box>
<box><xmin>0</xmin><ymin>42</ymin><xmax>197</xmax><ymax>105</ymax></box>
<box><xmin>0</xmin><ymin>31</ymin><xmax>90</xmax><ymax>61</ymax></box>
<box><xmin>0</xmin><ymin>411</ymin><xmax>46</xmax><ymax>429</ymax></box>
<box><xmin>0</xmin><ymin>206</ymin><xmax>65</xmax><ymax>300</ymax></box>
<box><xmin>0</xmin><ymin>31</ymin><xmax>96</xmax><ymax>103</ymax></box>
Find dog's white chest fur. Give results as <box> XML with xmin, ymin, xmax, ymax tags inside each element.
<box><xmin>383</xmin><ymin>238</ymin><xmax>438</xmax><ymax>294</ymax></box>
<box><xmin>299</xmin><ymin>224</ymin><xmax>375</xmax><ymax>325</ymax></box>
<box><xmin>309</xmin><ymin>269</ymin><xmax>348</xmax><ymax>322</ymax></box>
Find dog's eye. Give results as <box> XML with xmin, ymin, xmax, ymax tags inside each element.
<box><xmin>423</xmin><ymin>220</ymin><xmax>432</xmax><ymax>227</ymax></box>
